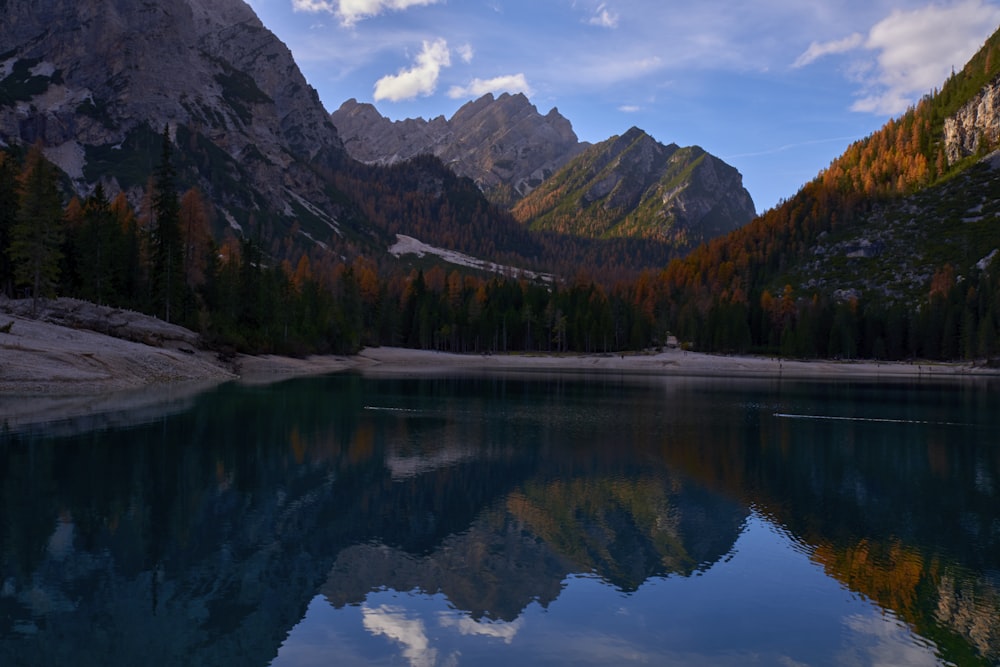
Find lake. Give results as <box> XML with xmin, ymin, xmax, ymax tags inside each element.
<box><xmin>1</xmin><ymin>370</ymin><xmax>998</xmax><ymax>666</ymax></box>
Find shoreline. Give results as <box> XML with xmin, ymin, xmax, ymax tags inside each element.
<box><xmin>4</xmin><ymin>301</ymin><xmax>999</xmax><ymax>431</ymax></box>
<box><xmin>355</xmin><ymin>346</ymin><xmax>999</xmax><ymax>381</ymax></box>
<box><xmin>3</xmin><ymin>302</ymin><xmax>998</xmax><ymax>397</ymax></box>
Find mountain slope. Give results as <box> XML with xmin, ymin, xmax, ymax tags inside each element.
<box><xmin>332</xmin><ymin>93</ymin><xmax>585</xmax><ymax>207</ymax></box>
<box><xmin>513</xmin><ymin>127</ymin><xmax>756</xmax><ymax>247</ymax></box>
<box><xmin>0</xmin><ymin>1</ymin><xmax>693</xmax><ymax>282</ymax></box>
<box><xmin>333</xmin><ymin>96</ymin><xmax>756</xmax><ymax>251</ymax></box>
<box><xmin>0</xmin><ymin>0</ymin><xmax>362</xmax><ymax>252</ymax></box>
<box><xmin>649</xmin><ymin>25</ymin><xmax>1000</xmax><ymax>359</ymax></box>
<box><xmin>793</xmin><ymin>153</ymin><xmax>1000</xmax><ymax>303</ymax></box>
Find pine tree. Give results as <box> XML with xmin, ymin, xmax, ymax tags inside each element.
<box><xmin>76</xmin><ymin>183</ymin><xmax>122</xmax><ymax>306</ymax></box>
<box><xmin>0</xmin><ymin>152</ymin><xmax>19</xmax><ymax>297</ymax></box>
<box><xmin>110</xmin><ymin>191</ymin><xmax>145</xmax><ymax>309</ymax></box>
<box><xmin>150</xmin><ymin>127</ymin><xmax>184</xmax><ymax>323</ymax></box>
<box><xmin>10</xmin><ymin>146</ymin><xmax>64</xmax><ymax>314</ymax></box>
<box><xmin>179</xmin><ymin>187</ymin><xmax>211</xmax><ymax>291</ymax></box>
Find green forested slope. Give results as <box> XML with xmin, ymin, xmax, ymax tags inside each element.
<box><xmin>642</xmin><ymin>26</ymin><xmax>1000</xmax><ymax>360</ymax></box>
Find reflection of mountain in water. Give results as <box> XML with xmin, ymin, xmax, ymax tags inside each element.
<box><xmin>323</xmin><ymin>474</ymin><xmax>744</xmax><ymax>622</ymax></box>
<box><xmin>654</xmin><ymin>380</ymin><xmax>1000</xmax><ymax>665</ymax></box>
<box><xmin>0</xmin><ymin>374</ymin><xmax>746</xmax><ymax>665</ymax></box>
<box><xmin>2</xmin><ymin>375</ymin><xmax>999</xmax><ymax>665</ymax></box>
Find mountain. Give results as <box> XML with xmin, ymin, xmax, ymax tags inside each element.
<box><xmin>0</xmin><ymin>0</ymin><xmax>365</xmax><ymax>253</ymax></box>
<box><xmin>650</xmin><ymin>26</ymin><xmax>1000</xmax><ymax>360</ymax></box>
<box><xmin>332</xmin><ymin>93</ymin><xmax>586</xmax><ymax>207</ymax></box>
<box><xmin>0</xmin><ymin>0</ymin><xmax>718</xmax><ymax>284</ymax></box>
<box><xmin>333</xmin><ymin>95</ymin><xmax>756</xmax><ymax>250</ymax></box>
<box><xmin>512</xmin><ymin>127</ymin><xmax>756</xmax><ymax>246</ymax></box>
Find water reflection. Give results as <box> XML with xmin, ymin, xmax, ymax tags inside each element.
<box><xmin>0</xmin><ymin>373</ymin><xmax>998</xmax><ymax>665</ymax></box>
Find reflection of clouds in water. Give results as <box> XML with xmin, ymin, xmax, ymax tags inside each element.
<box><xmin>386</xmin><ymin>447</ymin><xmax>473</xmax><ymax>480</ymax></box>
<box><xmin>840</xmin><ymin>613</ymin><xmax>941</xmax><ymax>666</ymax></box>
<box><xmin>439</xmin><ymin>612</ymin><xmax>523</xmax><ymax>643</ymax></box>
<box><xmin>362</xmin><ymin>604</ymin><xmax>458</xmax><ymax>667</ymax></box>
<box><xmin>519</xmin><ymin>630</ymin><xmax>658</xmax><ymax>664</ymax></box>
<box><xmin>361</xmin><ymin>602</ymin><xmax>523</xmax><ymax>665</ymax></box>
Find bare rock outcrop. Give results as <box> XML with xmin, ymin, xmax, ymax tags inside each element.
<box><xmin>332</xmin><ymin>93</ymin><xmax>586</xmax><ymax>206</ymax></box>
<box><xmin>0</xmin><ymin>0</ymin><xmax>346</xmax><ymax>234</ymax></box>
<box><xmin>945</xmin><ymin>75</ymin><xmax>1000</xmax><ymax>163</ymax></box>
<box><xmin>513</xmin><ymin>127</ymin><xmax>756</xmax><ymax>245</ymax></box>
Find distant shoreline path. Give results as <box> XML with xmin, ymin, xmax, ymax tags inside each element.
<box><xmin>3</xmin><ymin>298</ymin><xmax>998</xmax><ymax>399</ymax></box>
<box><xmin>3</xmin><ymin>298</ymin><xmax>998</xmax><ymax>430</ymax></box>
<box><xmin>355</xmin><ymin>346</ymin><xmax>999</xmax><ymax>380</ymax></box>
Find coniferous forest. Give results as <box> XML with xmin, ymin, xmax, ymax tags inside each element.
<box><xmin>0</xmin><ymin>132</ymin><xmax>654</xmax><ymax>357</ymax></box>
<box><xmin>5</xmin><ymin>28</ymin><xmax>1000</xmax><ymax>363</ymax></box>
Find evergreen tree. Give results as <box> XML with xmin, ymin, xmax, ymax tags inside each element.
<box><xmin>10</xmin><ymin>146</ymin><xmax>64</xmax><ymax>314</ymax></box>
<box><xmin>150</xmin><ymin>127</ymin><xmax>184</xmax><ymax>323</ymax></box>
<box><xmin>110</xmin><ymin>191</ymin><xmax>145</xmax><ymax>309</ymax></box>
<box><xmin>0</xmin><ymin>152</ymin><xmax>19</xmax><ymax>297</ymax></box>
<box><xmin>77</xmin><ymin>184</ymin><xmax>122</xmax><ymax>306</ymax></box>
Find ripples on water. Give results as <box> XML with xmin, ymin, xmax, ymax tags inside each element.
<box><xmin>0</xmin><ymin>373</ymin><xmax>997</xmax><ymax>666</ymax></box>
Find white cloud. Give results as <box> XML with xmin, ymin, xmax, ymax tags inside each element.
<box><xmin>619</xmin><ymin>104</ymin><xmax>641</xmax><ymax>113</ymax></box>
<box><xmin>578</xmin><ymin>55</ymin><xmax>663</xmax><ymax>86</ymax></box>
<box><xmin>793</xmin><ymin>33</ymin><xmax>864</xmax><ymax>68</ymax></box>
<box><xmin>852</xmin><ymin>0</ymin><xmax>1000</xmax><ymax>114</ymax></box>
<box><xmin>589</xmin><ymin>3</ymin><xmax>619</xmax><ymax>28</ymax></box>
<box><xmin>457</xmin><ymin>43</ymin><xmax>475</xmax><ymax>64</ymax></box>
<box><xmin>448</xmin><ymin>73</ymin><xmax>533</xmax><ymax>98</ymax></box>
<box><xmin>792</xmin><ymin>1</ymin><xmax>1000</xmax><ymax>115</ymax></box>
<box><xmin>291</xmin><ymin>0</ymin><xmax>440</xmax><ymax>26</ymax></box>
<box><xmin>374</xmin><ymin>38</ymin><xmax>451</xmax><ymax>102</ymax></box>
<box><xmin>291</xmin><ymin>0</ymin><xmax>336</xmax><ymax>11</ymax></box>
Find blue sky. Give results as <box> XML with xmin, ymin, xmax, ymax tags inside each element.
<box><xmin>244</xmin><ymin>0</ymin><xmax>1000</xmax><ymax>212</ymax></box>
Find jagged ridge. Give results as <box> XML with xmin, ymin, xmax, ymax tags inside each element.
<box><xmin>0</xmin><ymin>0</ymin><xmax>352</xmax><ymax>247</ymax></box>
<box><xmin>512</xmin><ymin>127</ymin><xmax>756</xmax><ymax>246</ymax></box>
<box><xmin>333</xmin><ymin>92</ymin><xmax>585</xmax><ymax>207</ymax></box>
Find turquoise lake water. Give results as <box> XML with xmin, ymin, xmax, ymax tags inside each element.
<box><xmin>1</xmin><ymin>371</ymin><xmax>998</xmax><ymax>666</ymax></box>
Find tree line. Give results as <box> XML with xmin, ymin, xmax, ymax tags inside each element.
<box><xmin>0</xmin><ymin>132</ymin><xmax>656</xmax><ymax>356</ymax></box>
<box><xmin>624</xmin><ymin>28</ymin><xmax>1000</xmax><ymax>364</ymax></box>
<box><xmin>6</xmin><ymin>45</ymin><xmax>1000</xmax><ymax>366</ymax></box>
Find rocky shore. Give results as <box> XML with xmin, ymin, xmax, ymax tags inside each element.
<box><xmin>3</xmin><ymin>297</ymin><xmax>998</xmax><ymax>430</ymax></box>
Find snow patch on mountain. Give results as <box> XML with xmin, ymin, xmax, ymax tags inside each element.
<box><xmin>389</xmin><ymin>235</ymin><xmax>553</xmax><ymax>282</ymax></box>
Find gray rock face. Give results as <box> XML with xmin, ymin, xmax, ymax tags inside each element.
<box><xmin>332</xmin><ymin>93</ymin><xmax>586</xmax><ymax>206</ymax></box>
<box><xmin>514</xmin><ymin>127</ymin><xmax>756</xmax><ymax>246</ymax></box>
<box><xmin>945</xmin><ymin>79</ymin><xmax>1000</xmax><ymax>163</ymax></box>
<box><xmin>0</xmin><ymin>0</ymin><xmax>345</xmax><ymax>234</ymax></box>
<box><xmin>334</xmin><ymin>96</ymin><xmax>755</xmax><ymax>245</ymax></box>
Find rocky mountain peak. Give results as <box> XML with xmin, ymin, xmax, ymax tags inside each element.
<box><xmin>1</xmin><ymin>0</ymin><xmax>345</xmax><ymax>237</ymax></box>
<box><xmin>513</xmin><ymin>129</ymin><xmax>755</xmax><ymax>247</ymax></box>
<box><xmin>332</xmin><ymin>93</ymin><xmax>586</xmax><ymax>207</ymax></box>
<box><xmin>944</xmin><ymin>76</ymin><xmax>1000</xmax><ymax>163</ymax></box>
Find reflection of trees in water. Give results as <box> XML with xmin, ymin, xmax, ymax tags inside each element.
<box><xmin>0</xmin><ymin>375</ymin><xmax>998</xmax><ymax>665</ymax></box>
<box><xmin>0</xmin><ymin>374</ymin><xmax>746</xmax><ymax>664</ymax></box>
<box><xmin>936</xmin><ymin>571</ymin><xmax>1000</xmax><ymax>662</ymax></box>
<box><xmin>321</xmin><ymin>472</ymin><xmax>746</xmax><ymax>622</ymax></box>
<box><xmin>506</xmin><ymin>475</ymin><xmax>742</xmax><ymax>587</ymax></box>
<box><xmin>810</xmin><ymin>539</ymin><xmax>1000</xmax><ymax>665</ymax></box>
<box><xmin>653</xmin><ymin>380</ymin><xmax>1000</xmax><ymax>665</ymax></box>
<box><xmin>0</xmin><ymin>376</ymin><xmax>373</xmax><ymax>666</ymax></box>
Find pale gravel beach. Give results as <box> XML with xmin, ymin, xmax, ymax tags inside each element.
<box><xmin>356</xmin><ymin>346</ymin><xmax>997</xmax><ymax>379</ymax></box>
<box><xmin>2</xmin><ymin>299</ymin><xmax>997</xmax><ymax>399</ymax></box>
<box><xmin>3</xmin><ymin>298</ymin><xmax>999</xmax><ymax>431</ymax></box>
